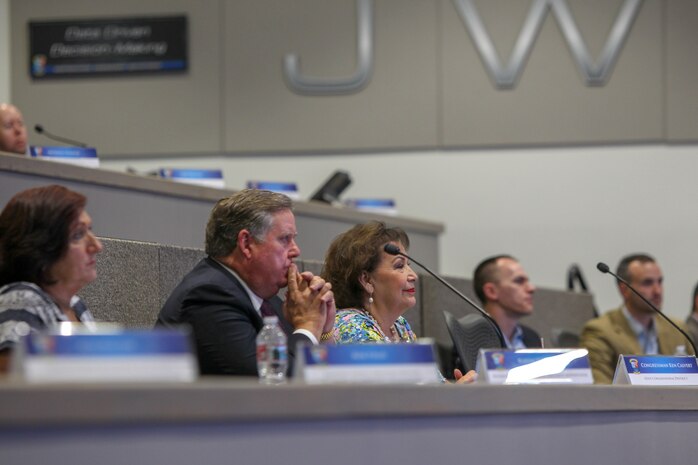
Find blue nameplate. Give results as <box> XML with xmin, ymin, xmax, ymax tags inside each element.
<box><xmin>344</xmin><ymin>198</ymin><xmax>397</xmax><ymax>216</ymax></box>
<box><xmin>247</xmin><ymin>181</ymin><xmax>299</xmax><ymax>199</ymax></box>
<box><xmin>13</xmin><ymin>325</ymin><xmax>198</xmax><ymax>383</ymax></box>
<box><xmin>159</xmin><ymin>168</ymin><xmax>225</xmax><ymax>188</ymax></box>
<box><xmin>29</xmin><ymin>146</ymin><xmax>99</xmax><ymax>168</ymax></box>
<box><xmin>613</xmin><ymin>355</ymin><xmax>698</xmax><ymax>385</ymax></box>
<box><xmin>478</xmin><ymin>349</ymin><xmax>593</xmax><ymax>384</ymax></box>
<box><xmin>297</xmin><ymin>340</ymin><xmax>441</xmax><ymax>384</ymax></box>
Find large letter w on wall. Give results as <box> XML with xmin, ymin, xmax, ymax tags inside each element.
<box><xmin>454</xmin><ymin>0</ymin><xmax>643</xmax><ymax>89</ymax></box>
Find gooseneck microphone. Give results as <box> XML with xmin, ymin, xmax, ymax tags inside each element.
<box><xmin>384</xmin><ymin>243</ymin><xmax>506</xmax><ymax>347</ymax></box>
<box><xmin>596</xmin><ymin>262</ymin><xmax>697</xmax><ymax>356</ymax></box>
<box><xmin>34</xmin><ymin>124</ymin><xmax>88</xmax><ymax>148</ymax></box>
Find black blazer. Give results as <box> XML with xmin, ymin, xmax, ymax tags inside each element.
<box><xmin>156</xmin><ymin>257</ymin><xmax>310</xmax><ymax>376</ymax></box>
<box><xmin>521</xmin><ymin>324</ymin><xmax>543</xmax><ymax>348</ymax></box>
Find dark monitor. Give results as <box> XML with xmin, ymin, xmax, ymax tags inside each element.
<box><xmin>309</xmin><ymin>170</ymin><xmax>352</xmax><ymax>204</ymax></box>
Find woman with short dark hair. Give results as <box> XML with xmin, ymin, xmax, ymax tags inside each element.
<box><xmin>0</xmin><ymin>185</ymin><xmax>102</xmax><ymax>371</ymax></box>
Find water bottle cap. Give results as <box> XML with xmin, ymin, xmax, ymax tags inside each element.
<box><xmin>263</xmin><ymin>316</ymin><xmax>279</xmax><ymax>324</ymax></box>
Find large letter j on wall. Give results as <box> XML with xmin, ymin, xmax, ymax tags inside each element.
<box><xmin>283</xmin><ymin>0</ymin><xmax>374</xmax><ymax>96</ymax></box>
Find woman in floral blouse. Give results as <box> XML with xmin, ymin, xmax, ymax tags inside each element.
<box><xmin>322</xmin><ymin>221</ymin><xmax>475</xmax><ymax>382</ymax></box>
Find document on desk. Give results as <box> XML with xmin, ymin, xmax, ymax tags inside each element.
<box><xmin>297</xmin><ymin>339</ymin><xmax>442</xmax><ymax>384</ymax></box>
<box><xmin>477</xmin><ymin>348</ymin><xmax>594</xmax><ymax>385</ymax></box>
<box><xmin>613</xmin><ymin>355</ymin><xmax>698</xmax><ymax>385</ymax></box>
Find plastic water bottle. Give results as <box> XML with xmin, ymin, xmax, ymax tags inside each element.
<box><xmin>256</xmin><ymin>316</ymin><xmax>288</xmax><ymax>384</ymax></box>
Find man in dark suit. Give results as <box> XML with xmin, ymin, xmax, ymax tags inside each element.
<box><xmin>157</xmin><ymin>189</ymin><xmax>335</xmax><ymax>376</ymax></box>
<box><xmin>473</xmin><ymin>255</ymin><xmax>541</xmax><ymax>349</ymax></box>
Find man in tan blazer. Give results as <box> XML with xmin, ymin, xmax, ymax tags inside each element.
<box><xmin>580</xmin><ymin>254</ymin><xmax>694</xmax><ymax>384</ymax></box>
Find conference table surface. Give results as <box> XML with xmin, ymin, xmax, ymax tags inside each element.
<box><xmin>2</xmin><ymin>378</ymin><xmax>698</xmax><ymax>465</ymax></box>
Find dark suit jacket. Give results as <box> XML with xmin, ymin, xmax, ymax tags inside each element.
<box><xmin>156</xmin><ymin>257</ymin><xmax>310</xmax><ymax>376</ymax></box>
<box><xmin>520</xmin><ymin>324</ymin><xmax>542</xmax><ymax>348</ymax></box>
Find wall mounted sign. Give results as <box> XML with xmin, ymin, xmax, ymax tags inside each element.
<box><xmin>29</xmin><ymin>15</ymin><xmax>187</xmax><ymax>78</ymax></box>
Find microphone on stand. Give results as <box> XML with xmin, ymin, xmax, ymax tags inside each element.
<box><xmin>383</xmin><ymin>243</ymin><xmax>506</xmax><ymax>347</ymax></box>
<box><xmin>596</xmin><ymin>262</ymin><xmax>697</xmax><ymax>356</ymax></box>
<box><xmin>34</xmin><ymin>124</ymin><xmax>88</xmax><ymax>148</ymax></box>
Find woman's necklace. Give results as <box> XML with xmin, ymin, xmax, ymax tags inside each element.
<box><xmin>362</xmin><ymin>308</ymin><xmax>399</xmax><ymax>342</ymax></box>
<box><xmin>388</xmin><ymin>324</ymin><xmax>399</xmax><ymax>342</ymax></box>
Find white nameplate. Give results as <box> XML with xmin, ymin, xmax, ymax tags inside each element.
<box><xmin>12</xmin><ymin>324</ymin><xmax>198</xmax><ymax>383</ymax></box>
<box><xmin>159</xmin><ymin>168</ymin><xmax>225</xmax><ymax>188</ymax></box>
<box><xmin>344</xmin><ymin>198</ymin><xmax>397</xmax><ymax>216</ymax></box>
<box><xmin>247</xmin><ymin>181</ymin><xmax>300</xmax><ymax>200</ymax></box>
<box><xmin>297</xmin><ymin>339</ymin><xmax>441</xmax><ymax>384</ymax></box>
<box><xmin>478</xmin><ymin>348</ymin><xmax>594</xmax><ymax>384</ymax></box>
<box><xmin>29</xmin><ymin>146</ymin><xmax>99</xmax><ymax>168</ymax></box>
<box><xmin>613</xmin><ymin>355</ymin><xmax>698</xmax><ymax>385</ymax></box>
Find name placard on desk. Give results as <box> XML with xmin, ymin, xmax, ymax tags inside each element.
<box><xmin>159</xmin><ymin>168</ymin><xmax>225</xmax><ymax>188</ymax></box>
<box><xmin>344</xmin><ymin>198</ymin><xmax>397</xmax><ymax>216</ymax></box>
<box><xmin>12</xmin><ymin>324</ymin><xmax>198</xmax><ymax>383</ymax></box>
<box><xmin>247</xmin><ymin>181</ymin><xmax>299</xmax><ymax>199</ymax></box>
<box><xmin>297</xmin><ymin>340</ymin><xmax>441</xmax><ymax>384</ymax></box>
<box><xmin>29</xmin><ymin>146</ymin><xmax>99</xmax><ymax>168</ymax></box>
<box><xmin>478</xmin><ymin>349</ymin><xmax>593</xmax><ymax>385</ymax></box>
<box><xmin>613</xmin><ymin>355</ymin><xmax>698</xmax><ymax>385</ymax></box>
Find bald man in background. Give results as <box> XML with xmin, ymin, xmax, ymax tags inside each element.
<box><xmin>0</xmin><ymin>103</ymin><xmax>28</xmax><ymax>155</ymax></box>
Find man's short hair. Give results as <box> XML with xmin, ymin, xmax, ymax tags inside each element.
<box><xmin>615</xmin><ymin>253</ymin><xmax>656</xmax><ymax>284</ymax></box>
<box><xmin>691</xmin><ymin>282</ymin><xmax>698</xmax><ymax>314</ymax></box>
<box><xmin>205</xmin><ymin>189</ymin><xmax>292</xmax><ymax>258</ymax></box>
<box><xmin>473</xmin><ymin>254</ymin><xmax>515</xmax><ymax>304</ymax></box>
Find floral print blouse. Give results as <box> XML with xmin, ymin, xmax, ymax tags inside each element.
<box><xmin>333</xmin><ymin>307</ymin><xmax>416</xmax><ymax>344</ymax></box>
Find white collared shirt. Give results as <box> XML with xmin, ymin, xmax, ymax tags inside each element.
<box><xmin>503</xmin><ymin>324</ymin><xmax>527</xmax><ymax>350</ymax></box>
<box><xmin>621</xmin><ymin>305</ymin><xmax>658</xmax><ymax>355</ymax></box>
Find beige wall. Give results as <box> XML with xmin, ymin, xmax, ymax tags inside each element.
<box><xmin>0</xmin><ymin>0</ymin><xmax>10</xmax><ymax>103</ymax></box>
<box><xmin>666</xmin><ymin>0</ymin><xmax>698</xmax><ymax>141</ymax></box>
<box><xmin>441</xmin><ymin>0</ymin><xmax>663</xmax><ymax>145</ymax></box>
<box><xmin>11</xmin><ymin>0</ymin><xmax>223</xmax><ymax>156</ymax></box>
<box><xmin>9</xmin><ymin>0</ymin><xmax>697</xmax><ymax>156</ymax></box>
<box><xmin>224</xmin><ymin>0</ymin><xmax>439</xmax><ymax>152</ymax></box>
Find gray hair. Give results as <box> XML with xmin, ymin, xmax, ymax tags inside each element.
<box><xmin>205</xmin><ymin>189</ymin><xmax>292</xmax><ymax>257</ymax></box>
